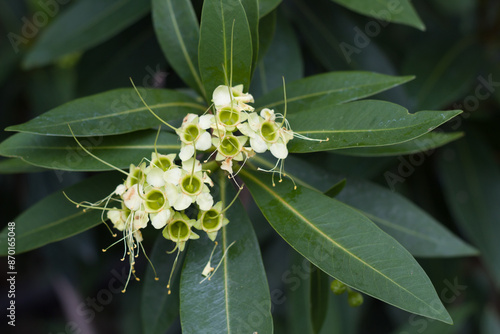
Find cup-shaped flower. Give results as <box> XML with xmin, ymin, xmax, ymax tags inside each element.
<box><xmin>150</xmin><ymin>152</ymin><xmax>176</xmax><ymax>171</ymax></box>
<box><xmin>212</xmin><ymin>84</ymin><xmax>254</xmax><ymax>111</ymax></box>
<box><xmin>194</xmin><ymin>202</ymin><xmax>229</xmax><ymax>241</ymax></box>
<box><xmin>175</xmin><ymin>114</ymin><xmax>212</xmax><ymax>161</ymax></box>
<box><xmin>162</xmin><ymin>212</ymin><xmax>199</xmax><ymax>251</ymax></box>
<box><xmin>163</xmin><ymin>158</ymin><xmax>214</xmax><ymax>211</ymax></box>
<box><xmin>212</xmin><ymin>134</ymin><xmax>252</xmax><ymax>174</ymax></box>
<box><xmin>125</xmin><ymin>162</ymin><xmax>147</xmax><ymax>188</ymax></box>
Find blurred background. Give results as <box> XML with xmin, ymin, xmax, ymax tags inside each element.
<box><xmin>0</xmin><ymin>0</ymin><xmax>499</xmax><ymax>333</ymax></box>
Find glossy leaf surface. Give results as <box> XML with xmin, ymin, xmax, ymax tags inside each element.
<box><xmin>6</xmin><ymin>88</ymin><xmax>205</xmax><ymax>136</ymax></box>
<box><xmin>0</xmin><ymin>130</ymin><xmax>179</xmax><ymax>171</ymax></box>
<box><xmin>241</xmin><ymin>169</ymin><xmax>452</xmax><ymax>323</ymax></box>
<box><xmin>180</xmin><ymin>173</ymin><xmax>272</xmax><ymax>333</ymax></box>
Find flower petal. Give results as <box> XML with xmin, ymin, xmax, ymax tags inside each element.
<box><xmin>179</xmin><ymin>144</ymin><xmax>195</xmax><ymax>161</ymax></box>
<box><xmin>146</xmin><ymin>167</ymin><xmax>165</xmax><ymax>188</ymax></box>
<box><xmin>151</xmin><ymin>210</ymin><xmax>171</xmax><ymax>229</ymax></box>
<box><xmin>196</xmin><ymin>192</ymin><xmax>214</xmax><ymax>211</ymax></box>
<box><xmin>270</xmin><ymin>142</ymin><xmax>288</xmax><ymax>159</ymax></box>
<box><xmin>199</xmin><ymin>114</ymin><xmax>214</xmax><ymax>129</ymax></box>
<box><xmin>174</xmin><ymin>193</ymin><xmax>193</xmax><ymax>211</ymax></box>
<box><xmin>195</xmin><ymin>131</ymin><xmax>212</xmax><ymax>151</ymax></box>
<box><xmin>164</xmin><ymin>168</ymin><xmax>182</xmax><ymax>185</ymax></box>
<box><xmin>212</xmin><ymin>85</ymin><xmax>232</xmax><ymax>108</ymax></box>
<box><xmin>251</xmin><ymin>136</ymin><xmax>268</xmax><ymax>153</ymax></box>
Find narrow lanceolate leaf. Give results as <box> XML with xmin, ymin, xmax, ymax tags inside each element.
<box><xmin>198</xmin><ymin>0</ymin><xmax>253</xmax><ymax>99</ymax></box>
<box><xmin>335</xmin><ymin>179</ymin><xmax>478</xmax><ymax>258</ymax></box>
<box><xmin>251</xmin><ymin>154</ymin><xmax>477</xmax><ymax>258</ymax></box>
<box><xmin>23</xmin><ymin>0</ymin><xmax>151</xmax><ymax>69</ymax></box>
<box><xmin>239</xmin><ymin>0</ymin><xmax>259</xmax><ymax>76</ymax></box>
<box><xmin>0</xmin><ymin>158</ymin><xmax>44</xmax><ymax>174</ymax></box>
<box><xmin>180</xmin><ymin>173</ymin><xmax>272</xmax><ymax>334</ymax></box>
<box><xmin>286</xmin><ymin>100</ymin><xmax>462</xmax><ymax>153</ymax></box>
<box><xmin>0</xmin><ymin>130</ymin><xmax>180</xmax><ymax>171</ymax></box>
<box><xmin>0</xmin><ymin>173</ymin><xmax>123</xmax><ymax>255</ymax></box>
<box><xmin>330</xmin><ymin>0</ymin><xmax>425</xmax><ymax>31</ymax></box>
<box><xmin>259</xmin><ymin>0</ymin><xmax>282</xmax><ymax>17</ymax></box>
<box><xmin>142</xmin><ymin>235</ymin><xmax>184</xmax><ymax>334</ymax></box>
<box><xmin>337</xmin><ymin>132</ymin><xmax>464</xmax><ymax>157</ymax></box>
<box><xmin>437</xmin><ymin>134</ymin><xmax>500</xmax><ymax>287</ymax></box>
<box><xmin>255</xmin><ymin>72</ymin><xmax>414</xmax><ymax>112</ymax></box>
<box><xmin>6</xmin><ymin>88</ymin><xmax>206</xmax><ymax>136</ymax></box>
<box><xmin>152</xmin><ymin>0</ymin><xmax>205</xmax><ymax>98</ymax></box>
<box><xmin>241</xmin><ymin>169</ymin><xmax>452</xmax><ymax>324</ymax></box>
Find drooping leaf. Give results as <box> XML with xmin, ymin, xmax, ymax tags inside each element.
<box><xmin>198</xmin><ymin>0</ymin><xmax>253</xmax><ymax>100</ymax></box>
<box><xmin>286</xmin><ymin>100</ymin><xmax>462</xmax><ymax>153</ymax></box>
<box><xmin>0</xmin><ymin>158</ymin><xmax>44</xmax><ymax>174</ymax></box>
<box><xmin>0</xmin><ymin>172</ymin><xmax>123</xmax><ymax>255</ymax></box>
<box><xmin>152</xmin><ymin>0</ymin><xmax>205</xmax><ymax>98</ymax></box>
<box><xmin>330</xmin><ymin>0</ymin><xmax>425</xmax><ymax>30</ymax></box>
<box><xmin>0</xmin><ymin>130</ymin><xmax>180</xmax><ymax>171</ymax></box>
<box><xmin>241</xmin><ymin>169</ymin><xmax>452</xmax><ymax>324</ymax></box>
<box><xmin>252</xmin><ymin>12</ymin><xmax>303</xmax><ymax>98</ymax></box>
<box><xmin>259</xmin><ymin>0</ymin><xmax>282</xmax><ymax>17</ymax></box>
<box><xmin>255</xmin><ymin>72</ymin><xmax>413</xmax><ymax>112</ymax></box>
<box><xmin>23</xmin><ymin>0</ymin><xmax>151</xmax><ymax>69</ymax></box>
<box><xmin>141</xmin><ymin>234</ymin><xmax>184</xmax><ymax>334</ymax></box>
<box><xmin>251</xmin><ymin>154</ymin><xmax>477</xmax><ymax>258</ymax></box>
<box><xmin>336</xmin><ymin>132</ymin><xmax>464</xmax><ymax>157</ymax></box>
<box><xmin>437</xmin><ymin>133</ymin><xmax>500</xmax><ymax>287</ymax></box>
<box><xmin>180</xmin><ymin>172</ymin><xmax>272</xmax><ymax>333</ymax></box>
<box><xmin>6</xmin><ymin>88</ymin><xmax>206</xmax><ymax>136</ymax></box>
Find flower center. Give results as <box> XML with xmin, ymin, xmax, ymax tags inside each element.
<box><xmin>168</xmin><ymin>220</ymin><xmax>190</xmax><ymax>241</ymax></box>
<box><xmin>152</xmin><ymin>157</ymin><xmax>172</xmax><ymax>171</ymax></box>
<box><xmin>218</xmin><ymin>107</ymin><xmax>240</xmax><ymax>127</ymax></box>
<box><xmin>261</xmin><ymin>121</ymin><xmax>278</xmax><ymax>143</ymax></box>
<box><xmin>180</xmin><ymin>174</ymin><xmax>202</xmax><ymax>195</ymax></box>
<box><xmin>219</xmin><ymin>136</ymin><xmax>240</xmax><ymax>157</ymax></box>
<box><xmin>130</xmin><ymin>168</ymin><xmax>144</xmax><ymax>186</ymax></box>
<box><xmin>144</xmin><ymin>189</ymin><xmax>166</xmax><ymax>212</ymax></box>
<box><xmin>201</xmin><ymin>209</ymin><xmax>221</xmax><ymax>231</ymax></box>
<box><xmin>183</xmin><ymin>124</ymin><xmax>200</xmax><ymax>143</ymax></box>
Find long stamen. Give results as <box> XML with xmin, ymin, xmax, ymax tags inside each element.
<box><xmin>167</xmin><ymin>246</ymin><xmax>181</xmax><ymax>295</ymax></box>
<box><xmin>200</xmin><ymin>242</ymin><xmax>218</xmax><ymax>281</ymax></box>
<box><xmin>189</xmin><ymin>149</ymin><xmax>197</xmax><ymax>186</ymax></box>
<box><xmin>68</xmin><ymin>125</ymin><xmax>129</xmax><ymax>176</ymax></box>
<box><xmin>220</xmin><ymin>186</ymin><xmax>244</xmax><ymax>214</ymax></box>
<box><xmin>279</xmin><ymin>77</ymin><xmax>287</xmax><ymax>128</ymax></box>
<box><xmin>140</xmin><ymin>242</ymin><xmax>159</xmax><ymax>281</ymax></box>
<box><xmin>129</xmin><ymin>78</ymin><xmax>177</xmax><ymax>132</ymax></box>
<box><xmin>201</xmin><ymin>241</ymin><xmax>236</xmax><ymax>282</ymax></box>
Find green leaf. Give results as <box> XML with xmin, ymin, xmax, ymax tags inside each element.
<box><xmin>336</xmin><ymin>132</ymin><xmax>464</xmax><ymax>157</ymax></box>
<box><xmin>180</xmin><ymin>172</ymin><xmax>272</xmax><ymax>333</ymax></box>
<box><xmin>0</xmin><ymin>130</ymin><xmax>179</xmax><ymax>171</ymax></box>
<box><xmin>252</xmin><ymin>12</ymin><xmax>303</xmax><ymax>98</ymax></box>
<box><xmin>437</xmin><ymin>133</ymin><xmax>500</xmax><ymax>287</ymax></box>
<box><xmin>241</xmin><ymin>169</ymin><xmax>452</xmax><ymax>323</ymax></box>
<box><xmin>141</xmin><ymin>234</ymin><xmax>184</xmax><ymax>334</ymax></box>
<box><xmin>0</xmin><ymin>172</ymin><xmax>122</xmax><ymax>255</ymax></box>
<box><xmin>330</xmin><ymin>0</ymin><xmax>425</xmax><ymax>30</ymax></box>
<box><xmin>335</xmin><ymin>178</ymin><xmax>478</xmax><ymax>258</ymax></box>
<box><xmin>239</xmin><ymin>0</ymin><xmax>259</xmax><ymax>76</ymax></box>
<box><xmin>152</xmin><ymin>0</ymin><xmax>205</xmax><ymax>98</ymax></box>
<box><xmin>259</xmin><ymin>0</ymin><xmax>282</xmax><ymax>17</ymax></box>
<box><xmin>252</xmin><ymin>154</ymin><xmax>477</xmax><ymax>258</ymax></box>
<box><xmin>6</xmin><ymin>88</ymin><xmax>206</xmax><ymax>136</ymax></box>
<box><xmin>286</xmin><ymin>100</ymin><xmax>462</xmax><ymax>153</ymax></box>
<box><xmin>255</xmin><ymin>72</ymin><xmax>414</xmax><ymax>112</ymax></box>
<box><xmin>310</xmin><ymin>263</ymin><xmax>329</xmax><ymax>333</ymax></box>
<box><xmin>324</xmin><ymin>178</ymin><xmax>346</xmax><ymax>198</ymax></box>
<box><xmin>23</xmin><ymin>0</ymin><xmax>151</xmax><ymax>69</ymax></box>
<box><xmin>198</xmin><ymin>0</ymin><xmax>253</xmax><ymax>100</ymax></box>
<box><xmin>0</xmin><ymin>158</ymin><xmax>44</xmax><ymax>174</ymax></box>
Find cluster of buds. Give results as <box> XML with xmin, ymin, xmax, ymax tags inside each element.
<box><xmin>68</xmin><ymin>82</ymin><xmax>323</xmax><ymax>292</ymax></box>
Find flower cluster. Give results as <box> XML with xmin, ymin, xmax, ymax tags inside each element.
<box><xmin>70</xmin><ymin>82</ymin><xmax>321</xmax><ymax>292</ymax></box>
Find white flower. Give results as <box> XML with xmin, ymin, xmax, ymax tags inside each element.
<box><xmin>176</xmin><ymin>114</ymin><xmax>212</xmax><ymax>161</ymax></box>
<box><xmin>150</xmin><ymin>208</ymin><xmax>173</xmax><ymax>229</ymax></box>
<box><xmin>162</xmin><ymin>212</ymin><xmax>200</xmax><ymax>251</ymax></box>
<box><xmin>194</xmin><ymin>202</ymin><xmax>229</xmax><ymax>241</ymax></box>
<box><xmin>212</xmin><ymin>85</ymin><xmax>254</xmax><ymax>111</ymax></box>
<box><xmin>123</xmin><ymin>184</ymin><xmax>143</xmax><ymax>211</ymax></box>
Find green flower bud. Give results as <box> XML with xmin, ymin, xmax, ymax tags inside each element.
<box><xmin>330</xmin><ymin>280</ymin><xmax>347</xmax><ymax>295</ymax></box>
<box><xmin>347</xmin><ymin>290</ymin><xmax>364</xmax><ymax>307</ymax></box>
